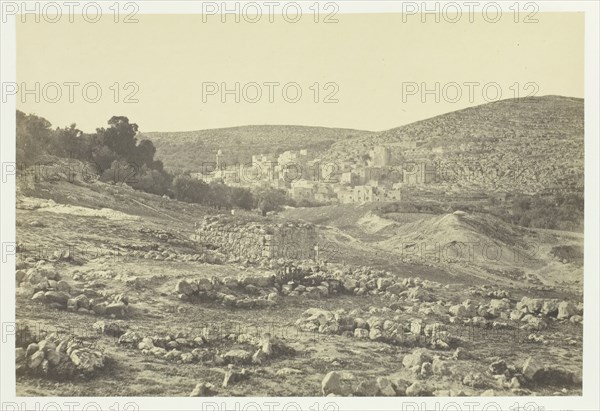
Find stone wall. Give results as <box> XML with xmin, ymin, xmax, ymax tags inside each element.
<box><xmin>195</xmin><ymin>216</ymin><xmax>318</xmax><ymax>261</ymax></box>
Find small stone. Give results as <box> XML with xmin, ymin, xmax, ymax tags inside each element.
<box><xmin>402</xmin><ymin>348</ymin><xmax>432</xmax><ymax>368</ymax></box>
<box><xmin>70</xmin><ymin>348</ymin><xmax>104</xmax><ymax>373</ymax></box>
<box><xmin>276</xmin><ymin>367</ymin><xmax>302</xmax><ymax>376</ymax></box>
<box><xmin>26</xmin><ymin>343</ymin><xmax>39</xmax><ymax>356</ymax></box>
<box><xmin>164</xmin><ymin>349</ymin><xmax>182</xmax><ymax>361</ymax></box>
<box><xmin>322</xmin><ymin>371</ymin><xmax>344</xmax><ymax>396</ymax></box>
<box><xmin>181</xmin><ymin>353</ymin><xmax>194</xmax><ymax>363</ymax></box>
<box><xmin>150</xmin><ymin>347</ymin><xmax>167</xmax><ymax>357</ymax></box>
<box><xmin>406</xmin><ymin>381</ymin><xmax>431</xmax><ymax>396</ymax></box>
<box><xmin>355</xmin><ymin>380</ymin><xmax>379</xmax><ymax>396</ymax></box>
<box><xmin>420</xmin><ymin>362</ymin><xmax>433</xmax><ymax>377</ymax></box>
<box><xmin>223</xmin><ymin>349</ymin><xmax>252</xmax><ymax>365</ymax></box>
<box><xmin>31</xmin><ymin>291</ymin><xmax>45</xmax><ymax>302</ymax></box>
<box><xmin>28</xmin><ymin>350</ymin><xmax>45</xmax><ymax>369</ymax></box>
<box><xmin>252</xmin><ymin>349</ymin><xmax>268</xmax><ymax>364</ymax></box>
<box><xmin>463</xmin><ymin>372</ymin><xmax>487</xmax><ymax>388</ymax></box>
<box><xmin>190</xmin><ymin>382</ymin><xmax>217</xmax><ymax>396</ymax></box>
<box><xmin>354</xmin><ymin>328</ymin><xmax>369</xmax><ymax>339</ymax></box>
<box><xmin>377</xmin><ymin>377</ymin><xmax>396</xmax><ymax>396</ymax></box>
<box><xmin>510</xmin><ymin>377</ymin><xmax>521</xmax><ymax>388</ymax></box>
<box><xmin>489</xmin><ymin>359</ymin><xmax>507</xmax><ymax>375</ymax></box>
<box><xmin>138</xmin><ymin>337</ymin><xmax>155</xmax><ymax>350</ymax></box>
<box><xmin>222</xmin><ymin>369</ymin><xmax>248</xmax><ymax>388</ymax></box>
<box><xmin>105</xmin><ymin>302</ymin><xmax>127</xmax><ymax>318</ymax></box>
<box><xmin>557</xmin><ymin>301</ymin><xmax>576</xmax><ymax>320</ymax></box>
<box><xmin>15</xmin><ymin>348</ymin><xmax>26</xmax><ymax>362</ymax></box>
<box><xmin>432</xmin><ymin>358</ymin><xmax>451</xmax><ymax>376</ymax></box>
<box><xmin>453</xmin><ymin>347</ymin><xmax>468</xmax><ymax>360</ymax></box>
<box><xmin>44</xmin><ymin>291</ymin><xmax>70</xmax><ymax>306</ymax></box>
<box><xmin>57</xmin><ymin>280</ymin><xmax>71</xmax><ymax>293</ymax></box>
<box><xmin>175</xmin><ymin>280</ymin><xmax>194</xmax><ymax>296</ymax></box>
<box><xmin>522</xmin><ymin>357</ymin><xmax>542</xmax><ymax>381</ymax></box>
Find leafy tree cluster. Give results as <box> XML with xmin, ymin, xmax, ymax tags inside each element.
<box><xmin>17</xmin><ymin>111</ymin><xmax>173</xmax><ymax>196</ymax></box>
<box><xmin>171</xmin><ymin>175</ymin><xmax>291</xmax><ymax>214</ymax></box>
<box><xmin>16</xmin><ymin>111</ymin><xmax>291</xmax><ymax>215</ymax></box>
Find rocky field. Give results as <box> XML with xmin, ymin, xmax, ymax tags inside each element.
<box><xmin>15</xmin><ymin>176</ymin><xmax>583</xmax><ymax>397</ymax></box>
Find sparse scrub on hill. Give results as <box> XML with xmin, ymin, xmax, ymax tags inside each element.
<box><xmin>509</xmin><ymin>193</ymin><xmax>584</xmax><ymax>231</ymax></box>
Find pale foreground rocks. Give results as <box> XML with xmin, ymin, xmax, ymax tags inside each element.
<box><xmin>16</xmin><ymin>330</ymin><xmax>107</xmax><ymax>379</ymax></box>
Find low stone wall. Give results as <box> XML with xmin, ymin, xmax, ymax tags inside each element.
<box><xmin>195</xmin><ymin>216</ymin><xmax>318</xmax><ymax>261</ymax></box>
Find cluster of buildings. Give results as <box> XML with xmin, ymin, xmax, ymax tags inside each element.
<box><xmin>191</xmin><ymin>146</ymin><xmax>443</xmax><ymax>204</ymax></box>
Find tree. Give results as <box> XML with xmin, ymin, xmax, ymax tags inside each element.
<box><xmin>231</xmin><ymin>187</ymin><xmax>254</xmax><ymax>210</ymax></box>
<box><xmin>172</xmin><ymin>175</ymin><xmax>210</xmax><ymax>204</ymax></box>
<box><xmin>135</xmin><ymin>139</ymin><xmax>157</xmax><ymax>168</ymax></box>
<box><xmin>208</xmin><ymin>181</ymin><xmax>231</xmax><ymax>209</ymax></box>
<box><xmin>255</xmin><ymin>188</ymin><xmax>289</xmax><ymax>216</ymax></box>
<box><xmin>129</xmin><ymin>165</ymin><xmax>172</xmax><ymax>196</ymax></box>
<box><xmin>16</xmin><ymin>110</ymin><xmax>53</xmax><ymax>166</ymax></box>
<box><xmin>96</xmin><ymin>116</ymin><xmax>139</xmax><ymax>160</ymax></box>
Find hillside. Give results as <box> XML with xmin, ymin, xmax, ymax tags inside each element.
<box><xmin>141</xmin><ymin>125</ymin><xmax>375</xmax><ymax>172</ymax></box>
<box><xmin>324</xmin><ymin>96</ymin><xmax>584</xmax><ymax>193</ymax></box>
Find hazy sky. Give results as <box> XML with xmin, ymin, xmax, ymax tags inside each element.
<box><xmin>17</xmin><ymin>13</ymin><xmax>583</xmax><ymax>133</ymax></box>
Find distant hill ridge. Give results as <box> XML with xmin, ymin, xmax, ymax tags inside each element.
<box><xmin>143</xmin><ymin>96</ymin><xmax>583</xmax><ymax>193</ymax></box>
<box><xmin>141</xmin><ymin>125</ymin><xmax>375</xmax><ymax>172</ymax></box>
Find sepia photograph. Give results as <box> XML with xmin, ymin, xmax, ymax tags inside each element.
<box><xmin>1</xmin><ymin>1</ymin><xmax>599</xmax><ymax>410</ymax></box>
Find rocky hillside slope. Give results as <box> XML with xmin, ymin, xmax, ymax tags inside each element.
<box><xmin>324</xmin><ymin>96</ymin><xmax>584</xmax><ymax>193</ymax></box>
<box><xmin>142</xmin><ymin>125</ymin><xmax>375</xmax><ymax>172</ymax></box>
